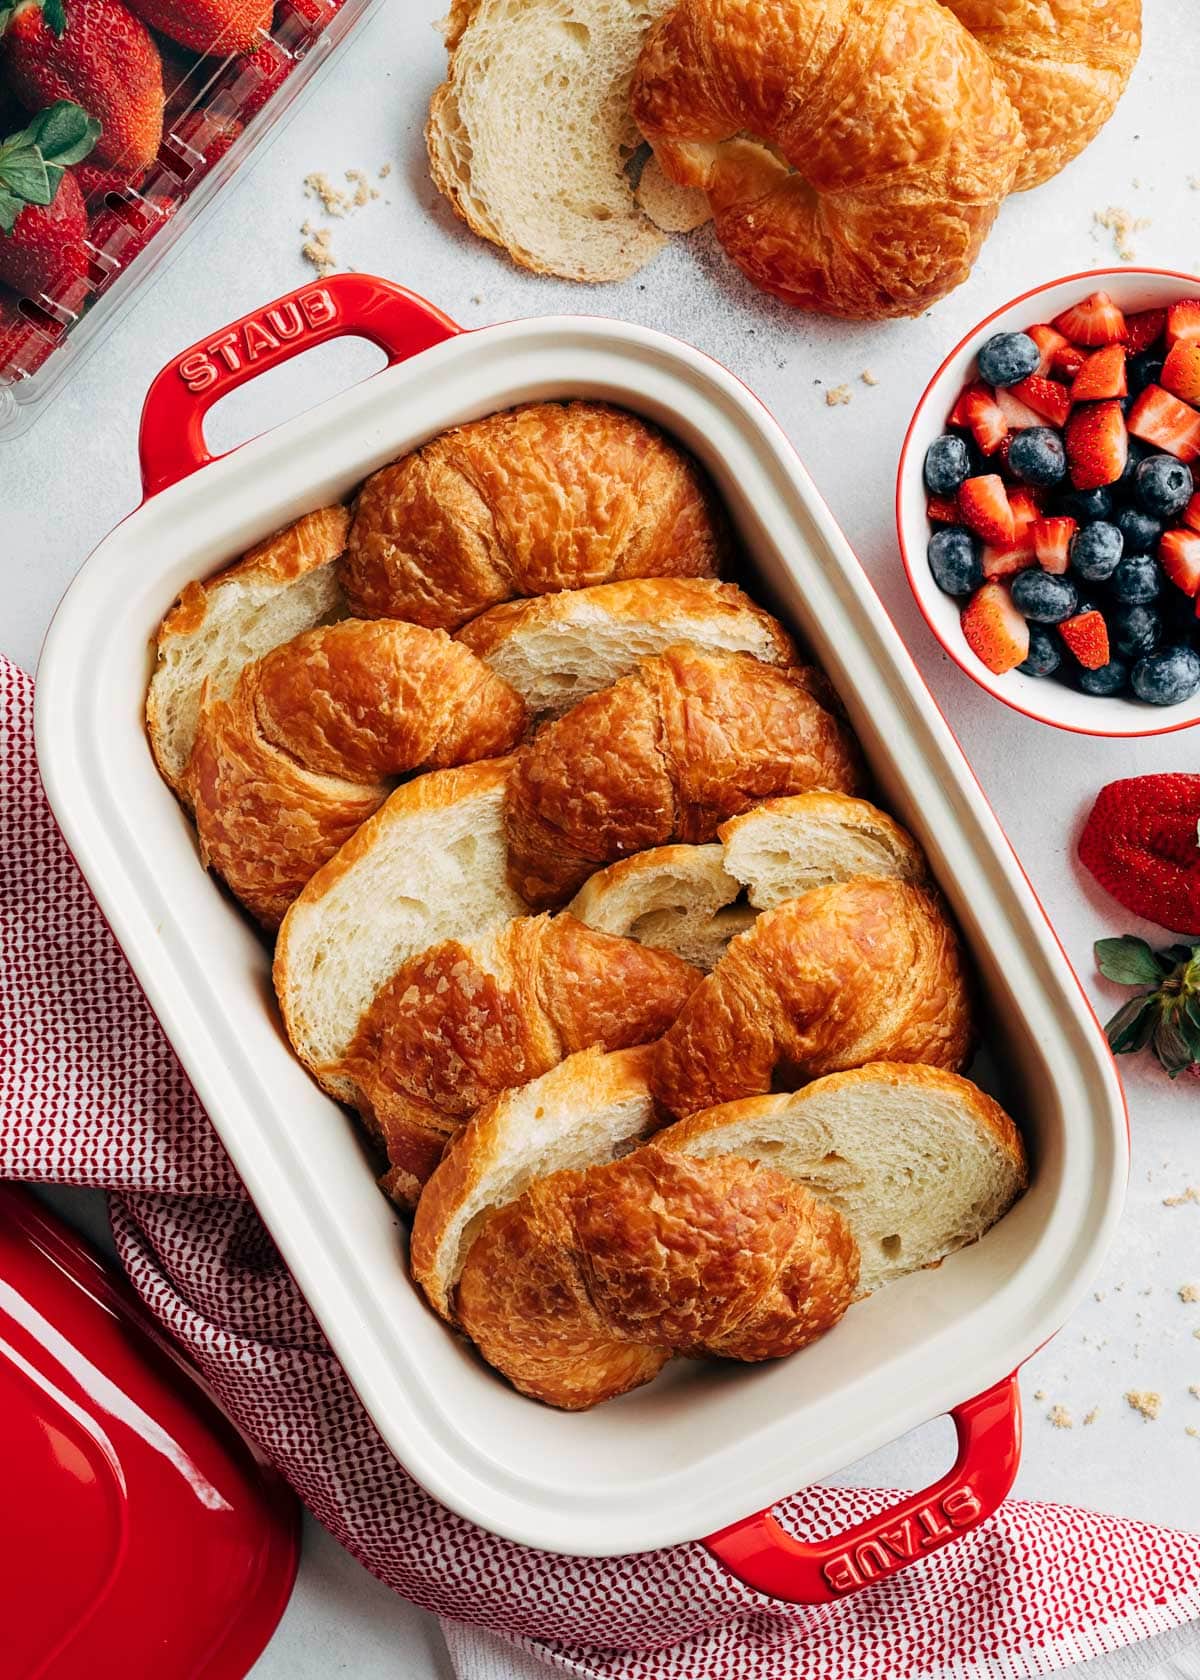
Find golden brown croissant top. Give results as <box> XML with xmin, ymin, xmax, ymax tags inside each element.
<box><xmin>187</xmin><ymin>618</ymin><xmax>526</xmax><ymax>927</ymax></box>
<box><xmin>340</xmin><ymin>913</ymin><xmax>701</xmax><ymax>1206</ymax></box>
<box><xmin>943</xmin><ymin>0</ymin><xmax>1141</xmax><ymax>191</ymax></box>
<box><xmin>505</xmin><ymin>645</ymin><xmax>864</xmax><ymax>908</ymax></box>
<box><xmin>341</xmin><ymin>401</ymin><xmax>728</xmax><ymax>630</ymax></box>
<box><xmin>456</xmin><ymin>1144</ymin><xmax>860</xmax><ymax>1409</ymax></box>
<box><xmin>651</xmin><ymin>876</ymin><xmax>973</xmax><ymax>1117</ymax></box>
<box><xmin>631</xmin><ymin>0</ymin><xmax>1024</xmax><ymax>318</ymax></box>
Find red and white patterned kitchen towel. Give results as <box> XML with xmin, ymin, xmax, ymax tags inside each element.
<box><xmin>4</xmin><ymin>649</ymin><xmax>1200</xmax><ymax>1680</ymax></box>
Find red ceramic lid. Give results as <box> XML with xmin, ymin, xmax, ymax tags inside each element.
<box><xmin>0</xmin><ymin>1187</ymin><xmax>299</xmax><ymax>1678</ymax></box>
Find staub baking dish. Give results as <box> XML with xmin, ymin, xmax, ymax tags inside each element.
<box><xmin>35</xmin><ymin>275</ymin><xmax>1127</xmax><ymax>1596</ymax></box>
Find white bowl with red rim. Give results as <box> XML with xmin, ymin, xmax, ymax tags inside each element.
<box><xmin>898</xmin><ymin>267</ymin><xmax>1200</xmax><ymax>739</ymax></box>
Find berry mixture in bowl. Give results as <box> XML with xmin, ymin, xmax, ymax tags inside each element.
<box><xmin>902</xmin><ymin>275</ymin><xmax>1200</xmax><ymax>734</ymax></box>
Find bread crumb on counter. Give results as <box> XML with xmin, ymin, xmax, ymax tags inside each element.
<box><xmin>1083</xmin><ymin>1407</ymin><xmax>1100</xmax><ymax>1426</ymax></box>
<box><xmin>825</xmin><ymin>384</ymin><xmax>852</xmax><ymax>407</ymax></box>
<box><xmin>1093</xmin><ymin>205</ymin><xmax>1150</xmax><ymax>263</ymax></box>
<box><xmin>1047</xmin><ymin>1403</ymin><xmax>1073</xmax><ymax>1429</ymax></box>
<box><xmin>1188</xmin><ymin>1425</ymin><xmax>1200</xmax><ymax>1439</ymax></box>
<box><xmin>300</xmin><ymin>221</ymin><xmax>337</xmax><ymax>278</ymax></box>
<box><xmin>860</xmin><ymin>369</ymin><xmax>878</xmax><ymax>387</ymax></box>
<box><xmin>1125</xmin><ymin>1389</ymin><xmax>1162</xmax><ymax>1421</ymax></box>
<box><xmin>1190</xmin><ymin>1384</ymin><xmax>1200</xmax><ymax>1400</ymax></box>
<box><xmin>1180</xmin><ymin>1283</ymin><xmax>1200</xmax><ymax>1303</ymax></box>
<box><xmin>305</xmin><ymin>169</ymin><xmax>381</xmax><ymax>218</ymax></box>
<box><xmin>1033</xmin><ymin>1388</ymin><xmax>1046</xmax><ymax>1401</ymax></box>
<box><xmin>1164</xmin><ymin>1186</ymin><xmax>1200</xmax><ymax>1207</ymax></box>
<box><xmin>379</xmin><ymin>162</ymin><xmax>393</xmax><ymax>179</ymax></box>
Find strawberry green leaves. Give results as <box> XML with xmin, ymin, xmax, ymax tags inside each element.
<box><xmin>0</xmin><ymin>0</ymin><xmax>68</xmax><ymax>35</ymax></box>
<box><xmin>0</xmin><ymin>100</ymin><xmax>98</xmax><ymax>234</ymax></box>
<box><xmin>1097</xmin><ymin>934</ymin><xmax>1200</xmax><ymax>1078</ymax></box>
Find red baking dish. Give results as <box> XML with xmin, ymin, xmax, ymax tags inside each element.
<box><xmin>0</xmin><ymin>1186</ymin><xmax>298</xmax><ymax>1678</ymax></box>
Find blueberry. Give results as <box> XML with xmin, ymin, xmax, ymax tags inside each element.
<box><xmin>1131</xmin><ymin>644</ymin><xmax>1200</xmax><ymax>705</ymax></box>
<box><xmin>1011</xmin><ymin>570</ymin><xmax>1078</xmax><ymax>623</ymax></box>
<box><xmin>1109</xmin><ymin>554</ymin><xmax>1163</xmax><ymax>604</ymax></box>
<box><xmin>924</xmin><ymin>433</ymin><xmax>971</xmax><ymax>495</ymax></box>
<box><xmin>1078</xmin><ymin>659</ymin><xmax>1131</xmax><ymax>697</ymax></box>
<box><xmin>1070</xmin><ymin>521</ymin><xmax>1124</xmax><ymax>581</ymax></box>
<box><xmin>927</xmin><ymin>527</ymin><xmax>982</xmax><ymax>596</ymax></box>
<box><xmin>1136</xmin><ymin>454</ymin><xmax>1193</xmax><ymax>519</ymax></box>
<box><xmin>1057</xmin><ymin>486</ymin><xmax>1113</xmax><ymax>522</ymax></box>
<box><xmin>1128</xmin><ymin>352</ymin><xmax>1164</xmax><ymax>396</ymax></box>
<box><xmin>1114</xmin><ymin>506</ymin><xmax>1162</xmax><ymax>555</ymax></box>
<box><xmin>977</xmin><ymin>331</ymin><xmax>1041</xmax><ymax>387</ymax></box>
<box><xmin>1019</xmin><ymin>625</ymin><xmax>1062</xmax><ymax>678</ymax></box>
<box><xmin>1110</xmin><ymin>602</ymin><xmax>1162</xmax><ymax>661</ymax></box>
<box><xmin>1008</xmin><ymin>427</ymin><xmax>1067</xmax><ymax>487</ymax></box>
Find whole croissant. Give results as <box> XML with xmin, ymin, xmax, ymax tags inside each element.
<box><xmin>340</xmin><ymin>913</ymin><xmax>700</xmax><ymax>1206</ymax></box>
<box><xmin>341</xmin><ymin>402</ymin><xmax>728</xmax><ymax>631</ymax></box>
<box><xmin>505</xmin><ymin>645</ymin><xmax>863</xmax><ymax>908</ymax></box>
<box><xmin>631</xmin><ymin>0</ymin><xmax>1024</xmax><ymax>319</ymax></box>
<box><xmin>188</xmin><ymin>619</ymin><xmax>526</xmax><ymax>927</ymax></box>
<box><xmin>652</xmin><ymin>876</ymin><xmax>973</xmax><ymax>1117</ymax></box>
<box><xmin>456</xmin><ymin>1143</ymin><xmax>860</xmax><ymax>1409</ymax></box>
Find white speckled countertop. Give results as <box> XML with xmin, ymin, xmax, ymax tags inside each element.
<box><xmin>6</xmin><ymin>3</ymin><xmax>1200</xmax><ymax>1673</ymax></box>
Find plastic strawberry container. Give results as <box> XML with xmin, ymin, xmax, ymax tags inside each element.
<box><xmin>0</xmin><ymin>0</ymin><xmax>383</xmax><ymax>441</ymax></box>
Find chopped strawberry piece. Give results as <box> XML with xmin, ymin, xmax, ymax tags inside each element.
<box><xmin>926</xmin><ymin>495</ymin><xmax>961</xmax><ymax>524</ymax></box>
<box><xmin>961</xmin><ymin>583</ymin><xmax>1030</xmax><ymax>674</ymax></box>
<box><xmin>1033</xmin><ymin>516</ymin><xmax>1076</xmax><ymax>574</ymax></box>
<box><xmin>1051</xmin><ymin>344</ymin><xmax>1087</xmax><ymax>381</ymax></box>
<box><xmin>1183</xmin><ymin>492</ymin><xmax>1200</xmax><ymax>534</ymax></box>
<box><xmin>963</xmin><ymin>385</ymin><xmax>1008</xmax><ymax>456</ymax></box>
<box><xmin>1123</xmin><ymin>308</ymin><xmax>1167</xmax><ymax>354</ymax></box>
<box><xmin>995</xmin><ymin>433</ymin><xmax>1013</xmax><ymax>472</ymax></box>
<box><xmin>1059</xmin><ymin>610</ymin><xmax>1110</xmax><ymax>671</ymax></box>
<box><xmin>1065</xmin><ymin>400</ymin><xmax>1129</xmax><ymax>489</ymax></box>
<box><xmin>1008</xmin><ymin>486</ymin><xmax>1043</xmax><ymax>531</ymax></box>
<box><xmin>1166</xmin><ymin>298</ymin><xmax>1200</xmax><ymax>347</ymax></box>
<box><xmin>995</xmin><ymin>386</ymin><xmax>1045</xmax><ymax>429</ymax></box>
<box><xmin>1161</xmin><ymin>342</ymin><xmax>1200</xmax><ymax>404</ymax></box>
<box><xmin>1028</xmin><ymin>323</ymin><xmax>1071</xmax><ymax>375</ymax></box>
<box><xmin>1010</xmin><ymin>374</ymin><xmax>1072</xmax><ymax>427</ymax></box>
<box><xmin>1071</xmin><ymin>344</ymin><xmax>1127</xmax><ymax>402</ymax></box>
<box><xmin>1160</xmin><ymin>528</ymin><xmax>1200</xmax><ymax>596</ymax></box>
<box><xmin>948</xmin><ymin>380</ymin><xmax>987</xmax><ymax>428</ymax></box>
<box><xmin>958</xmin><ymin>474</ymin><xmax>1015</xmax><ymax>544</ymax></box>
<box><xmin>982</xmin><ymin>544</ymin><xmax>1037</xmax><ymax>579</ymax></box>
<box><xmin>1052</xmin><ymin>290</ymin><xmax>1127</xmax><ymax>347</ymax></box>
<box><xmin>1127</xmin><ymin>385</ymin><xmax>1200</xmax><ymax>463</ymax></box>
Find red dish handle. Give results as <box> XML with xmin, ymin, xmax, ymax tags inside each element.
<box><xmin>138</xmin><ymin>272</ymin><xmax>461</xmax><ymax>497</ymax></box>
<box><xmin>703</xmin><ymin>1373</ymin><xmax>1021</xmax><ymax>1603</ymax></box>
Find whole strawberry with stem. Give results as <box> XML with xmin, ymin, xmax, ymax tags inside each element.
<box><xmin>1097</xmin><ymin>935</ymin><xmax>1200</xmax><ymax>1080</ymax></box>
<box><xmin>0</xmin><ymin>0</ymin><xmax>165</xmax><ymax>172</ymax></box>
<box><xmin>0</xmin><ymin>100</ymin><xmax>98</xmax><ymax>296</ymax></box>
<box><xmin>124</xmin><ymin>0</ymin><xmax>271</xmax><ymax>56</ymax></box>
<box><xmin>0</xmin><ymin>284</ymin><xmax>54</xmax><ymax>374</ymax></box>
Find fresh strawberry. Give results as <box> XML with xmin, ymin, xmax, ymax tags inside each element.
<box><xmin>1070</xmin><ymin>344</ymin><xmax>1127</xmax><ymax>402</ymax></box>
<box><xmin>1033</xmin><ymin>515</ymin><xmax>1076</xmax><ymax>574</ymax></box>
<box><xmin>1160</xmin><ymin>528</ymin><xmax>1200</xmax><ymax>596</ymax></box>
<box><xmin>173</xmin><ymin>104</ymin><xmax>242</xmax><ymax>172</ymax></box>
<box><xmin>1161</xmin><ymin>342</ymin><xmax>1200</xmax><ymax>405</ymax></box>
<box><xmin>961</xmin><ymin>581</ymin><xmax>1029</xmax><ymax>673</ymax></box>
<box><xmin>982</xmin><ymin>543</ymin><xmax>1037</xmax><ymax>580</ymax></box>
<box><xmin>124</xmin><ymin>0</ymin><xmax>272</xmax><ymax>55</ymax></box>
<box><xmin>0</xmin><ymin>103</ymin><xmax>97</xmax><ymax>297</ymax></box>
<box><xmin>1123</xmin><ymin>308</ymin><xmax>1166</xmax><ymax>354</ymax></box>
<box><xmin>1166</xmin><ymin>298</ymin><xmax>1200</xmax><ymax>348</ymax></box>
<box><xmin>1094</xmin><ymin>933</ymin><xmax>1200</xmax><ymax>1078</ymax></box>
<box><xmin>1009</xmin><ymin>373</ymin><xmax>1072</xmax><ymax>427</ymax></box>
<box><xmin>1028</xmin><ymin>323</ymin><xmax>1070</xmax><ymax>375</ymax></box>
<box><xmin>1059</xmin><ymin>609</ymin><xmax>1109</xmax><ymax>670</ymax></box>
<box><xmin>963</xmin><ymin>384</ymin><xmax>1007</xmax><ymax>456</ymax></box>
<box><xmin>1127</xmin><ymin>385</ymin><xmax>1200</xmax><ymax>463</ymax></box>
<box><xmin>1065</xmin><ymin>400</ymin><xmax>1128</xmax><ymax>489</ymax></box>
<box><xmin>926</xmin><ymin>494</ymin><xmax>960</xmax><ymax>524</ymax></box>
<box><xmin>1051</xmin><ymin>344</ymin><xmax>1086</xmax><ymax>381</ymax></box>
<box><xmin>1</xmin><ymin>0</ymin><xmax>165</xmax><ymax>173</ymax></box>
<box><xmin>0</xmin><ymin>282</ymin><xmax>53</xmax><ymax>373</ymax></box>
<box><xmin>86</xmin><ymin>188</ymin><xmax>175</xmax><ymax>289</ymax></box>
<box><xmin>995</xmin><ymin>385</ymin><xmax>1044</xmax><ymax>429</ymax></box>
<box><xmin>220</xmin><ymin>37</ymin><xmax>293</xmax><ymax>121</ymax></box>
<box><xmin>1008</xmin><ymin>486</ymin><xmax>1043</xmax><ymax>533</ymax></box>
<box><xmin>1081</xmin><ymin>774</ymin><xmax>1200</xmax><ymax>937</ymax></box>
<box><xmin>1052</xmin><ymin>290</ymin><xmax>1127</xmax><ymax>347</ymax></box>
<box><xmin>75</xmin><ymin>158</ymin><xmax>134</xmax><ymax>200</ymax></box>
<box><xmin>958</xmin><ymin>474</ymin><xmax>1014</xmax><ymax>544</ymax></box>
<box><xmin>1183</xmin><ymin>491</ymin><xmax>1200</xmax><ymax>535</ymax></box>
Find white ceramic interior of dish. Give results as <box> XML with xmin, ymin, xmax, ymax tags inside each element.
<box><xmin>35</xmin><ymin>314</ymin><xmax>1127</xmax><ymax>1556</ymax></box>
<box><xmin>899</xmin><ymin>267</ymin><xmax>1200</xmax><ymax>739</ymax></box>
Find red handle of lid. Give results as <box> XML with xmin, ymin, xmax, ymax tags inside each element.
<box><xmin>138</xmin><ymin>272</ymin><xmax>461</xmax><ymax>497</ymax></box>
<box><xmin>703</xmin><ymin>1372</ymin><xmax>1021</xmax><ymax>1603</ymax></box>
